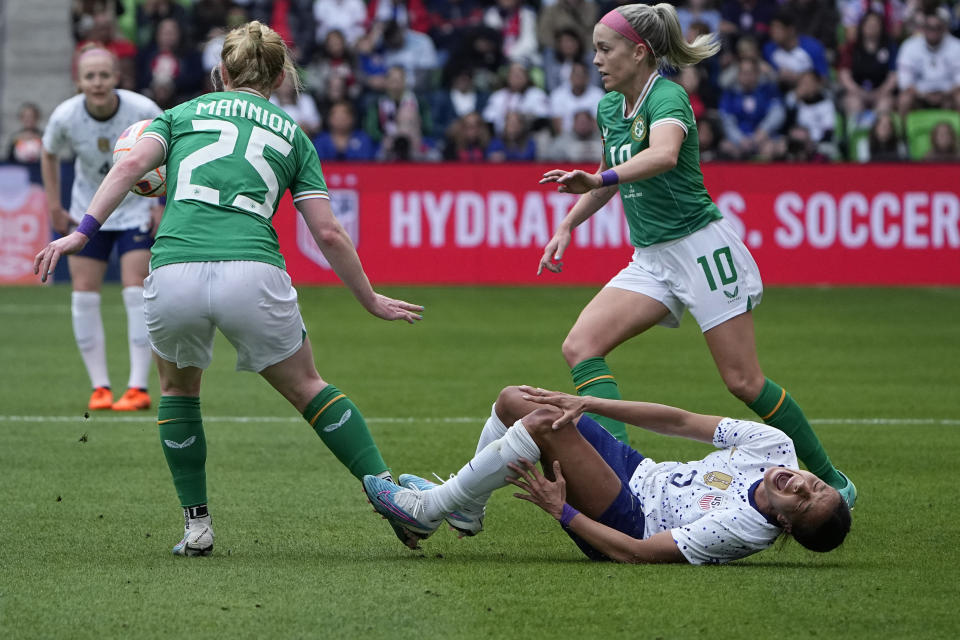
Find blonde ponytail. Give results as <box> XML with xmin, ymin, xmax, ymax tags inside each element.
<box><xmin>617</xmin><ymin>3</ymin><xmax>720</xmax><ymax>70</ymax></box>
<box><xmin>220</xmin><ymin>20</ymin><xmax>300</xmax><ymax>95</ymax></box>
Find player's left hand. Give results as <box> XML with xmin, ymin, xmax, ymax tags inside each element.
<box><xmin>539</xmin><ymin>169</ymin><xmax>602</xmax><ymax>194</ymax></box>
<box><xmin>507</xmin><ymin>459</ymin><xmax>566</xmax><ymax>521</ymax></box>
<box><xmin>368</xmin><ymin>293</ymin><xmax>424</xmax><ymax>324</ymax></box>
<box><xmin>34</xmin><ymin>232</ymin><xmax>90</xmax><ymax>283</ymax></box>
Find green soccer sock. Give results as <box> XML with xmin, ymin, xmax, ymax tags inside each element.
<box><xmin>303</xmin><ymin>384</ymin><xmax>389</xmax><ymax>480</ymax></box>
<box><xmin>157</xmin><ymin>396</ymin><xmax>207</xmax><ymax>507</ymax></box>
<box><xmin>747</xmin><ymin>378</ymin><xmax>844</xmax><ymax>489</ymax></box>
<box><xmin>571</xmin><ymin>357</ymin><xmax>629</xmax><ymax>444</ymax></box>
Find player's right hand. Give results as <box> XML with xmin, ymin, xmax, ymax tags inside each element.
<box><xmin>34</xmin><ymin>232</ymin><xmax>90</xmax><ymax>283</ymax></box>
<box><xmin>538</xmin><ymin>228</ymin><xmax>571</xmax><ymax>275</ymax></box>
<box><xmin>518</xmin><ymin>385</ymin><xmax>586</xmax><ymax>429</ymax></box>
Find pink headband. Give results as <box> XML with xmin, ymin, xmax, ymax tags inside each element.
<box><xmin>599</xmin><ymin>9</ymin><xmax>653</xmax><ymax>56</ymax></box>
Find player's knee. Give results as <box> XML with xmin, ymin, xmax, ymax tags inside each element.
<box><xmin>724</xmin><ymin>372</ymin><xmax>763</xmax><ymax>403</ymax></box>
<box><xmin>518</xmin><ymin>407</ymin><xmax>561</xmax><ymax>439</ymax></box>
<box><xmin>495</xmin><ymin>386</ymin><xmax>526</xmax><ymax>424</ymax></box>
<box><xmin>561</xmin><ymin>334</ymin><xmax>591</xmax><ymax>367</ymax></box>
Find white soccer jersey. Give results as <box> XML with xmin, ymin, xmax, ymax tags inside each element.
<box><xmin>42</xmin><ymin>89</ymin><xmax>161</xmax><ymax>232</ymax></box>
<box><xmin>628</xmin><ymin>418</ymin><xmax>795</xmax><ymax>565</ymax></box>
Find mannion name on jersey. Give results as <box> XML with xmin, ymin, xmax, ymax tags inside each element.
<box><xmin>196</xmin><ymin>98</ymin><xmax>298</xmax><ymax>142</ymax></box>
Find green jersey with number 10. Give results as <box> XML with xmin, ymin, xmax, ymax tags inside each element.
<box><xmin>598</xmin><ymin>75</ymin><xmax>721</xmax><ymax>248</ymax></box>
<box><xmin>143</xmin><ymin>89</ymin><xmax>328</xmax><ymax>270</ymax></box>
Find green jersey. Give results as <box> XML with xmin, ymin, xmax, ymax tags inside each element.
<box><xmin>143</xmin><ymin>89</ymin><xmax>328</xmax><ymax>270</ymax></box>
<box><xmin>597</xmin><ymin>75</ymin><xmax>721</xmax><ymax>247</ymax></box>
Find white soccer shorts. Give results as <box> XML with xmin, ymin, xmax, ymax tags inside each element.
<box><xmin>606</xmin><ymin>218</ymin><xmax>763</xmax><ymax>332</ymax></box>
<box><xmin>144</xmin><ymin>261</ymin><xmax>305</xmax><ymax>372</ymax></box>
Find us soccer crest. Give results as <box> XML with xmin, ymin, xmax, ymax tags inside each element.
<box><xmin>97</xmin><ymin>137</ymin><xmax>111</xmax><ymax>152</ymax></box>
<box><xmin>631</xmin><ymin>115</ymin><xmax>647</xmax><ymax>142</ymax></box>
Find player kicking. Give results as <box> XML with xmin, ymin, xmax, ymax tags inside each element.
<box><xmin>42</xmin><ymin>45</ymin><xmax>162</xmax><ymax>411</ymax></box>
<box><xmin>363</xmin><ymin>386</ymin><xmax>851</xmax><ymax>564</ymax></box>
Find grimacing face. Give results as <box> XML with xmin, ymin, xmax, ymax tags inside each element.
<box><xmin>762</xmin><ymin>467</ymin><xmax>841</xmax><ymax>532</ymax></box>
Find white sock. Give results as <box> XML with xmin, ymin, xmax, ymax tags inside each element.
<box><xmin>122</xmin><ymin>286</ymin><xmax>151</xmax><ymax>389</ymax></box>
<box><xmin>72</xmin><ymin>291</ymin><xmax>109</xmax><ymax>389</ymax></box>
<box><xmin>476</xmin><ymin>402</ymin><xmax>509</xmax><ymax>454</ymax></box>
<box><xmin>424</xmin><ymin>420</ymin><xmax>540</xmax><ymax>518</ymax></box>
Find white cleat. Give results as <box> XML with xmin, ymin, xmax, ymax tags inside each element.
<box><xmin>398</xmin><ymin>474</ymin><xmax>485</xmax><ymax>538</ymax></box>
<box><xmin>172</xmin><ymin>511</ymin><xmax>214</xmax><ymax>557</ymax></box>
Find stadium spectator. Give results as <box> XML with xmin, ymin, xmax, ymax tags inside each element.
<box><xmin>863</xmin><ymin>110</ymin><xmax>907</xmax><ymax>161</ymax></box>
<box><xmin>538</xmin><ymin>109</ymin><xmax>603</xmax><ymax>162</ymax></box>
<box><xmin>925</xmin><ymin>120</ymin><xmax>959</xmax><ymax>161</ymax></box>
<box><xmin>303</xmin><ymin>29</ymin><xmax>362</xmax><ymax>107</ymax></box>
<box><xmin>7</xmin><ymin>103</ymin><xmax>44</xmax><ymax>165</ymax></box>
<box><xmin>676</xmin><ymin>65</ymin><xmax>709</xmax><ymax>120</ymax></box>
<box><xmin>717</xmin><ymin>35</ymin><xmax>776</xmax><ymax>90</ymax></box>
<box><xmin>718</xmin><ymin>57</ymin><xmax>785</xmax><ymax>160</ymax></box>
<box><xmin>363</xmin><ymin>66</ymin><xmax>434</xmax><ymax>145</ymax></box>
<box><xmin>35</xmin><ymin>21</ymin><xmax>423</xmax><ymax>557</ymax></box>
<box><xmin>199</xmin><ymin>7</ymin><xmax>251</xmax><ymax>90</ymax></box>
<box><xmin>697</xmin><ymin>115</ymin><xmax>723</xmax><ymax>161</ymax></box>
<box><xmin>487</xmin><ymin>111</ymin><xmax>538</xmax><ymax>161</ymax></box>
<box><xmin>780</xmin><ymin>0</ymin><xmax>840</xmax><ymax>54</ymax></box>
<box><xmin>313</xmin><ymin>99</ymin><xmax>378</xmax><ymax>160</ymax></box>
<box><xmin>778</xmin><ymin>71</ymin><xmax>839</xmax><ymax>161</ymax></box>
<box><xmin>192</xmin><ymin>0</ymin><xmax>235</xmax><ymax>44</ymax></box>
<box><xmin>136</xmin><ymin>17</ymin><xmax>204</xmax><ymax>108</ymax></box>
<box><xmin>41</xmin><ymin>45</ymin><xmax>161</xmax><ymax>413</ymax></box>
<box><xmin>896</xmin><ymin>6</ymin><xmax>960</xmax><ymax>119</ymax></box>
<box><xmin>838</xmin><ymin>11</ymin><xmax>899</xmax><ymax>128</ymax></box>
<box><xmin>549</xmin><ymin>61</ymin><xmax>606</xmax><ymax>135</ymax></box>
<box><xmin>425</xmin><ymin>0</ymin><xmax>485</xmax><ymax>60</ymax></box>
<box><xmin>271</xmin><ymin>73</ymin><xmax>322</xmax><ymax>137</ymax></box>
<box><xmin>536</xmin><ymin>0</ymin><xmax>599</xmax><ymax>53</ymax></box>
<box><xmin>442</xmin><ymin>111</ymin><xmax>490</xmax><ymax>161</ymax></box>
<box><xmin>441</xmin><ymin>24</ymin><xmax>506</xmax><ymax>93</ymax></box>
<box><xmin>719</xmin><ymin>0</ymin><xmax>778</xmax><ymax>44</ymax></box>
<box><xmin>542</xmin><ymin>26</ymin><xmax>600</xmax><ymax>93</ymax></box>
<box><xmin>677</xmin><ymin>0</ymin><xmax>722</xmax><ymax>34</ymax></box>
<box><xmin>535</xmin><ymin>4</ymin><xmax>854</xmax><ymax>509</ymax></box>
<box><xmin>380</xmin><ymin>19</ymin><xmax>440</xmax><ymax>93</ymax></box>
<box><xmin>366</xmin><ymin>0</ymin><xmax>431</xmax><ymax>34</ymax></box>
<box><xmin>841</xmin><ymin>0</ymin><xmax>907</xmax><ymax>42</ymax></box>
<box><xmin>482</xmin><ymin>61</ymin><xmax>550</xmax><ymax>135</ymax></box>
<box><xmin>763</xmin><ymin>12</ymin><xmax>830</xmax><ymax>93</ymax></box>
<box><xmin>376</xmin><ymin>96</ymin><xmax>440</xmax><ymax>161</ymax></box>
<box><xmin>311</xmin><ymin>0</ymin><xmax>368</xmax><ymax>45</ymax></box>
<box><xmin>431</xmin><ymin>66</ymin><xmax>490</xmax><ymax>134</ymax></box>
<box><xmin>134</xmin><ymin>0</ymin><xmax>192</xmax><ymax>48</ymax></box>
<box><xmin>483</xmin><ymin>0</ymin><xmax>541</xmax><ymax>67</ymax></box>
<box><xmin>363</xmin><ymin>385</ymin><xmax>851</xmax><ymax>563</ymax></box>
<box><xmin>75</xmin><ymin>10</ymin><xmax>137</xmax><ymax>89</ymax></box>
<box><xmin>234</xmin><ymin>0</ymin><xmax>317</xmax><ymax>62</ymax></box>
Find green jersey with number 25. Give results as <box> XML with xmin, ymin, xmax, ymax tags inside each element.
<box><xmin>143</xmin><ymin>89</ymin><xmax>328</xmax><ymax>270</ymax></box>
<box><xmin>597</xmin><ymin>75</ymin><xmax>721</xmax><ymax>248</ymax></box>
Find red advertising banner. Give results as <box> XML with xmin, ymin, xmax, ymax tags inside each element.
<box><xmin>276</xmin><ymin>163</ymin><xmax>960</xmax><ymax>286</ymax></box>
<box><xmin>0</xmin><ymin>166</ymin><xmax>50</xmax><ymax>285</ymax></box>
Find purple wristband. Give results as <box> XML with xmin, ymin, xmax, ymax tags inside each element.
<box><xmin>599</xmin><ymin>169</ymin><xmax>619</xmax><ymax>187</ymax></box>
<box><xmin>76</xmin><ymin>214</ymin><xmax>101</xmax><ymax>239</ymax></box>
<box><xmin>560</xmin><ymin>503</ymin><xmax>580</xmax><ymax>527</ymax></box>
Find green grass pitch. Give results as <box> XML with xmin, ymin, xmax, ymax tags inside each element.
<box><xmin>1</xmin><ymin>284</ymin><xmax>958</xmax><ymax>639</ymax></box>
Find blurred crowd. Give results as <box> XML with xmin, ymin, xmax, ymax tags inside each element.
<box><xmin>9</xmin><ymin>0</ymin><xmax>960</xmax><ymax>165</ymax></box>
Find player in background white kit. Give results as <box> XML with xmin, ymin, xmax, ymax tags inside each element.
<box><xmin>41</xmin><ymin>45</ymin><xmax>162</xmax><ymax>411</ymax></box>
<box><xmin>363</xmin><ymin>385</ymin><xmax>851</xmax><ymax>564</ymax></box>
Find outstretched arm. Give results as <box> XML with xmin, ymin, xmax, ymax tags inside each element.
<box><xmin>35</xmin><ymin>137</ymin><xmax>165</xmax><ymax>282</ymax></box>
<box><xmin>519</xmin><ymin>385</ymin><xmax>720</xmax><ymax>444</ymax></box>
<box><xmin>296</xmin><ymin>197</ymin><xmax>423</xmax><ymax>324</ymax></box>
<box><xmin>508</xmin><ymin>459</ymin><xmax>686</xmax><ymax>564</ymax></box>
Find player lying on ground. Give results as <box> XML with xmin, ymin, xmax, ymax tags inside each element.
<box><xmin>363</xmin><ymin>385</ymin><xmax>850</xmax><ymax>564</ymax></box>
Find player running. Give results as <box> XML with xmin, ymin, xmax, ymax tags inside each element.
<box><xmin>536</xmin><ymin>3</ymin><xmax>855</xmax><ymax>507</ymax></box>
<box><xmin>42</xmin><ymin>45</ymin><xmax>162</xmax><ymax>412</ymax></box>
<box><xmin>363</xmin><ymin>385</ymin><xmax>851</xmax><ymax>564</ymax></box>
<box><xmin>35</xmin><ymin>21</ymin><xmax>423</xmax><ymax>557</ymax></box>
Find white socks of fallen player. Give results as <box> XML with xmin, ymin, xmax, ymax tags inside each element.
<box><xmin>475</xmin><ymin>402</ymin><xmax>509</xmax><ymax>453</ymax></box>
<box><xmin>422</xmin><ymin>419</ymin><xmax>540</xmax><ymax>519</ymax></box>
<box><xmin>72</xmin><ymin>291</ymin><xmax>109</xmax><ymax>389</ymax></box>
<box><xmin>122</xmin><ymin>286</ymin><xmax>151</xmax><ymax>389</ymax></box>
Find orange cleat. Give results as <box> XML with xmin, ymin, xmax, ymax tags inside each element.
<box><xmin>88</xmin><ymin>387</ymin><xmax>114</xmax><ymax>411</ymax></box>
<box><xmin>112</xmin><ymin>388</ymin><xmax>151</xmax><ymax>411</ymax></box>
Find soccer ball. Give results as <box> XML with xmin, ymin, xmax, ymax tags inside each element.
<box><xmin>113</xmin><ymin>119</ymin><xmax>166</xmax><ymax>197</ymax></box>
